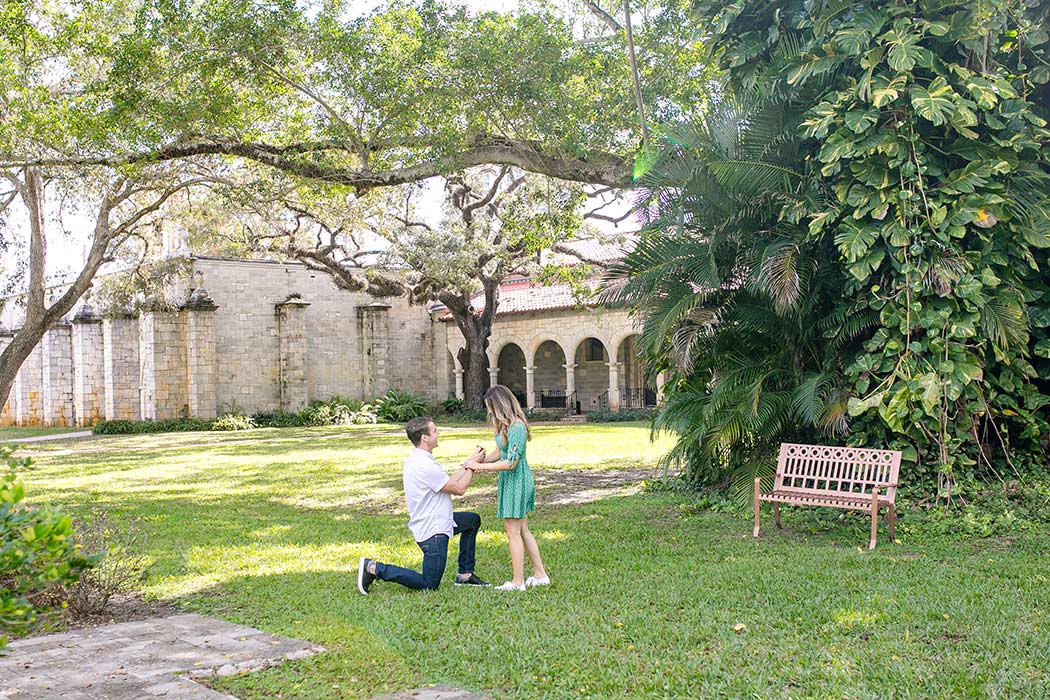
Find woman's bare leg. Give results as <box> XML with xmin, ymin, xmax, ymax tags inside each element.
<box><xmin>503</xmin><ymin>518</ymin><xmax>525</xmax><ymax>586</ymax></box>
<box><xmin>520</xmin><ymin>517</ymin><xmax>547</xmax><ymax>579</ymax></box>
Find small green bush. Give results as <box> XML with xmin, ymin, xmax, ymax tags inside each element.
<box><xmin>250</xmin><ymin>411</ymin><xmax>303</xmax><ymax>428</ymax></box>
<box><xmin>92</xmin><ymin>417</ymin><xmax>212</xmax><ymax>435</ymax></box>
<box><xmin>375</xmin><ymin>389</ymin><xmax>429</xmax><ymax>423</ymax></box>
<box><xmin>211</xmin><ymin>413</ymin><xmax>257</xmax><ymax>431</ymax></box>
<box><xmin>440</xmin><ymin>397</ymin><xmax>465</xmax><ymax>414</ymax></box>
<box><xmin>51</xmin><ymin>510</ymin><xmax>149</xmax><ymax>617</ymax></box>
<box><xmin>1</xmin><ymin>446</ymin><xmax>96</xmax><ymax>649</ymax></box>
<box><xmin>585</xmin><ymin>408</ymin><xmax>655</xmax><ymax>423</ymax></box>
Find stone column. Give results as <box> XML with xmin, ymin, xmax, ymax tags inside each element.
<box><xmin>41</xmin><ymin>324</ymin><xmax>75</xmax><ymax>426</ymax></box>
<box><xmin>276</xmin><ymin>297</ymin><xmax>310</xmax><ymax>412</ymax></box>
<box><xmin>525</xmin><ymin>365</ymin><xmax>536</xmax><ymax>409</ymax></box>
<box><xmin>357</xmin><ymin>302</ymin><xmax>390</xmax><ymax>398</ymax></box>
<box><xmin>72</xmin><ymin>306</ymin><xmax>105</xmax><ymax>426</ymax></box>
<box><xmin>103</xmin><ymin>316</ymin><xmax>141</xmax><ymax>420</ymax></box>
<box><xmin>184</xmin><ymin>288</ymin><xmax>219</xmax><ymax>419</ymax></box>
<box><xmin>139</xmin><ymin>310</ymin><xmax>185</xmax><ymax>421</ymax></box>
<box><xmin>656</xmin><ymin>371</ymin><xmax>667</xmax><ymax>403</ymax></box>
<box><xmin>488</xmin><ymin>366</ymin><xmax>499</xmax><ymax>389</ymax></box>
<box><xmin>454</xmin><ymin>369</ymin><xmax>465</xmax><ymax>400</ymax></box>
<box><xmin>564</xmin><ymin>363</ymin><xmax>577</xmax><ymax>413</ymax></box>
<box><xmin>607</xmin><ymin>362</ymin><xmax>621</xmax><ymax>410</ymax></box>
<box><xmin>15</xmin><ymin>342</ymin><xmax>43</xmax><ymax>425</ymax></box>
<box><xmin>0</xmin><ymin>331</ymin><xmax>13</xmax><ymax>426</ymax></box>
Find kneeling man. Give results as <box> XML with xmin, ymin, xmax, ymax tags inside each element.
<box><xmin>358</xmin><ymin>416</ymin><xmax>489</xmax><ymax>593</ymax></box>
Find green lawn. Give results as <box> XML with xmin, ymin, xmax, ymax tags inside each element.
<box><xmin>14</xmin><ymin>424</ymin><xmax>1049</xmax><ymax>699</ymax></box>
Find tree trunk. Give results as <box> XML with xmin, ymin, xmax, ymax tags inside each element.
<box><xmin>0</xmin><ymin>173</ymin><xmax>117</xmax><ymax>413</ymax></box>
<box><xmin>440</xmin><ymin>280</ymin><xmax>499</xmax><ymax>410</ymax></box>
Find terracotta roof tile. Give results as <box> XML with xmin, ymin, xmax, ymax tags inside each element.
<box><xmin>436</xmin><ymin>279</ymin><xmax>593</xmax><ymax>321</ymax></box>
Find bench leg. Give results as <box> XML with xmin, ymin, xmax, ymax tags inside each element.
<box><xmin>869</xmin><ymin>488</ymin><xmax>880</xmax><ymax>550</ymax></box>
<box><xmin>753</xmin><ymin>476</ymin><xmax>762</xmax><ymax>538</ymax></box>
<box><xmin>888</xmin><ymin>504</ymin><xmax>896</xmax><ymax>541</ymax></box>
<box><xmin>773</xmin><ymin>502</ymin><xmax>782</xmax><ymax>529</ymax></box>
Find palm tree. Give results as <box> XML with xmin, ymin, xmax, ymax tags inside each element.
<box><xmin>607</xmin><ymin>96</ymin><xmax>875</xmax><ymax>501</ymax></box>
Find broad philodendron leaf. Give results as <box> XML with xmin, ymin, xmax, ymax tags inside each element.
<box><xmin>869</xmin><ymin>74</ymin><xmax>906</xmax><ymax>107</ymax></box>
<box><xmin>910</xmin><ymin>77</ymin><xmax>957</xmax><ymax>126</ymax></box>
<box><xmin>885</xmin><ymin>29</ymin><xmax>922</xmax><ymax>72</ymax></box>
<box><xmin>844</xmin><ymin>108</ymin><xmax>879</xmax><ymax>133</ymax></box>
<box><xmin>834</xmin><ymin>222</ymin><xmax>877</xmax><ymax>262</ymax></box>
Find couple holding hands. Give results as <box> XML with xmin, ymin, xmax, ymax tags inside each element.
<box><xmin>357</xmin><ymin>385</ymin><xmax>550</xmax><ymax>594</ymax></box>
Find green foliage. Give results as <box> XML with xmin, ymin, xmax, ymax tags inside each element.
<box><xmin>586</xmin><ymin>408</ymin><xmax>657</xmax><ymax>423</ymax></box>
<box><xmin>54</xmin><ymin>510</ymin><xmax>150</xmax><ymax>617</ymax></box>
<box><xmin>374</xmin><ymin>389</ymin><xmax>429</xmax><ymax>423</ymax></box>
<box><xmin>0</xmin><ymin>446</ymin><xmax>95</xmax><ymax>650</ymax></box>
<box><xmin>635</xmin><ymin>0</ymin><xmax>1050</xmax><ymax>500</ymax></box>
<box><xmin>439</xmin><ymin>397</ymin><xmax>465</xmax><ymax>414</ymax></box>
<box><xmin>92</xmin><ymin>417</ymin><xmax>212</xmax><ymax>435</ymax></box>
<box><xmin>211</xmin><ymin>413</ymin><xmax>257</xmax><ymax>431</ymax></box>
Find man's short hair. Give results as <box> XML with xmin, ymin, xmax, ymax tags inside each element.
<box><xmin>405</xmin><ymin>416</ymin><xmax>434</xmax><ymax>446</ymax></box>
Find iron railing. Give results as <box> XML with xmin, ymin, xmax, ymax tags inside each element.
<box><xmin>620</xmin><ymin>387</ymin><xmax>657</xmax><ymax>409</ymax></box>
<box><xmin>539</xmin><ymin>389</ymin><xmax>580</xmax><ymax>414</ymax></box>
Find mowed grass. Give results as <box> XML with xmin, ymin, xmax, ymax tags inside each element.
<box><xmin>15</xmin><ymin>423</ymin><xmax>1050</xmax><ymax>699</ymax></box>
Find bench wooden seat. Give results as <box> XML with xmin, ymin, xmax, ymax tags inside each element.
<box><xmin>753</xmin><ymin>443</ymin><xmax>902</xmax><ymax>549</ymax></box>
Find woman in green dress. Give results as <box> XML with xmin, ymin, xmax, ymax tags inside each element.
<box><xmin>465</xmin><ymin>385</ymin><xmax>550</xmax><ymax>591</ymax></box>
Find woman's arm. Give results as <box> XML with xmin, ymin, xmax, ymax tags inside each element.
<box><xmin>467</xmin><ymin>458</ymin><xmax>514</xmax><ymax>472</ymax></box>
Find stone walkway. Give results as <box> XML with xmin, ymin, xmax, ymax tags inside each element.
<box><xmin>0</xmin><ymin>614</ymin><xmax>324</xmax><ymax>699</ymax></box>
<box><xmin>11</xmin><ymin>431</ymin><xmax>93</xmax><ymax>443</ymax></box>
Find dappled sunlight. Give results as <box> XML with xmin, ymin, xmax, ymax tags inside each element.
<box><xmin>538</xmin><ymin>529</ymin><xmax>569</xmax><ymax>542</ymax></box>
<box><xmin>150</xmin><ymin>538</ymin><xmax>427</xmax><ymax>599</ymax></box>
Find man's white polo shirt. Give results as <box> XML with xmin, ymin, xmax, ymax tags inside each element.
<box><xmin>403</xmin><ymin>447</ymin><xmax>456</xmax><ymax>542</ymax></box>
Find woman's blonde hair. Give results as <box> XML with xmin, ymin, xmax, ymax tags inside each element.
<box><xmin>483</xmin><ymin>385</ymin><xmax>531</xmax><ymax>441</ymax></box>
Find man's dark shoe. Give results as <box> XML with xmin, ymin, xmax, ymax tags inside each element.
<box><xmin>357</xmin><ymin>557</ymin><xmax>377</xmax><ymax>595</ymax></box>
<box><xmin>454</xmin><ymin>573</ymin><xmax>490</xmax><ymax>587</ymax></box>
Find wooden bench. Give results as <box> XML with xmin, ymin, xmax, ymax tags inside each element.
<box><xmin>753</xmin><ymin>443</ymin><xmax>902</xmax><ymax>549</ymax></box>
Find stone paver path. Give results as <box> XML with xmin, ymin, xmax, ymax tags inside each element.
<box><xmin>13</xmin><ymin>431</ymin><xmax>93</xmax><ymax>443</ymax></box>
<box><xmin>0</xmin><ymin>614</ymin><xmax>324</xmax><ymax>699</ymax></box>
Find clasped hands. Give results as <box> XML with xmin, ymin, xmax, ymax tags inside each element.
<box><xmin>461</xmin><ymin>445</ymin><xmax>487</xmax><ymax>470</ymax></box>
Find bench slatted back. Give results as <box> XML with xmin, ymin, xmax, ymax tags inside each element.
<box><xmin>775</xmin><ymin>443</ymin><xmax>902</xmax><ymax>502</ymax></box>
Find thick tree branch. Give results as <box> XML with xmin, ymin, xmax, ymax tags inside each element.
<box><xmin>551</xmin><ymin>242</ymin><xmax>615</xmax><ymax>269</ymax></box>
<box><xmin>4</xmin><ymin>136</ymin><xmax>632</xmax><ymax>191</ymax></box>
<box><xmin>459</xmin><ymin>165</ymin><xmax>509</xmax><ymax>224</ymax></box>
<box><xmin>583</xmin><ymin>1</ymin><xmax>622</xmax><ymax>33</ymax></box>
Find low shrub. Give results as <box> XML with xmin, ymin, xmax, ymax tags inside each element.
<box><xmin>375</xmin><ymin>389</ymin><xmax>429</xmax><ymax>423</ymax></box>
<box><xmin>1</xmin><ymin>446</ymin><xmax>96</xmax><ymax>649</ymax></box>
<box><xmin>51</xmin><ymin>510</ymin><xmax>149</xmax><ymax>617</ymax></box>
<box><xmin>250</xmin><ymin>411</ymin><xmax>303</xmax><ymax>428</ymax></box>
<box><xmin>211</xmin><ymin>413</ymin><xmax>257</xmax><ymax>431</ymax></box>
<box><xmin>93</xmin><ymin>417</ymin><xmax>212</xmax><ymax>435</ymax></box>
<box><xmin>440</xmin><ymin>397</ymin><xmax>465</xmax><ymax>414</ymax></box>
<box><xmin>586</xmin><ymin>408</ymin><xmax>656</xmax><ymax>423</ymax></box>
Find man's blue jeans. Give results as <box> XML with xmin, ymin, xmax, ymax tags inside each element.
<box><xmin>374</xmin><ymin>511</ymin><xmax>480</xmax><ymax>590</ymax></box>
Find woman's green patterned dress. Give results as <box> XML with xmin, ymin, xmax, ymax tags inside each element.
<box><xmin>495</xmin><ymin>421</ymin><xmax>535</xmax><ymax>518</ymax></box>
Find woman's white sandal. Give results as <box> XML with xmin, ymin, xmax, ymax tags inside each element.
<box><xmin>525</xmin><ymin>576</ymin><xmax>551</xmax><ymax>588</ymax></box>
<box><xmin>494</xmin><ymin>581</ymin><xmax>526</xmax><ymax>591</ymax></box>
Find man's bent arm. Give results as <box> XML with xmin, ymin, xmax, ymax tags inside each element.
<box><xmin>440</xmin><ymin>467</ymin><xmax>474</xmax><ymax>496</ymax></box>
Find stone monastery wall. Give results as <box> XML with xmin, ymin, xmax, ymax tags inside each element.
<box><xmin>0</xmin><ymin>257</ymin><xmax>451</xmax><ymax>427</ymax></box>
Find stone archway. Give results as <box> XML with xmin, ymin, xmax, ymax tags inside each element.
<box><xmin>573</xmin><ymin>336</ymin><xmax>610</xmax><ymax>412</ymax></box>
<box><xmin>616</xmin><ymin>334</ymin><xmax>656</xmax><ymax>408</ymax></box>
<box><xmin>496</xmin><ymin>343</ymin><xmax>527</xmax><ymax>407</ymax></box>
<box><xmin>532</xmin><ymin>339</ymin><xmax>568</xmax><ymax>410</ymax></box>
